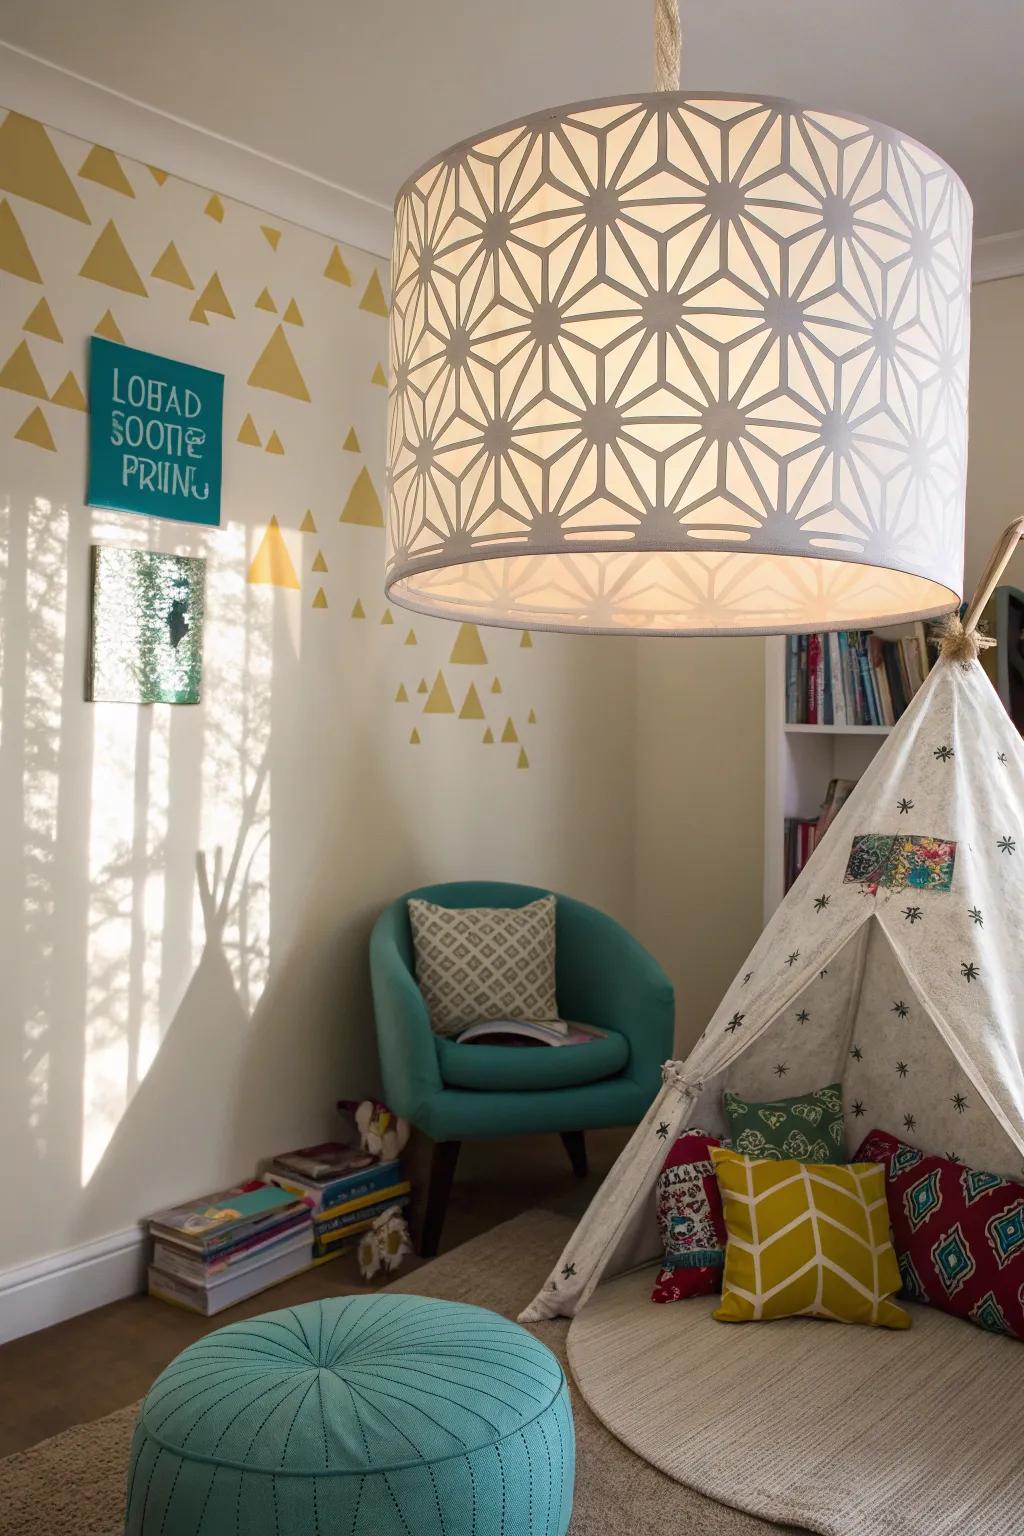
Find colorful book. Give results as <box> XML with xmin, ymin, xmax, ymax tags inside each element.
<box><xmin>152</xmin><ymin>1223</ymin><xmax>312</xmax><ymax>1286</ymax></box>
<box><xmin>271</xmin><ymin>1141</ymin><xmax>371</xmax><ymax>1181</ymax></box>
<box><xmin>313</xmin><ymin>1195</ymin><xmax>410</xmax><ymax>1254</ymax></box>
<box><xmin>149</xmin><ymin>1181</ymin><xmax>306</xmax><ymax>1252</ymax></box>
<box><xmin>266</xmin><ymin>1159</ymin><xmax>401</xmax><ymax>1213</ymax></box>
<box><xmin>314</xmin><ymin>1189</ymin><xmax>411</xmax><ymax>1238</ymax></box>
<box><xmin>148</xmin><ymin>1230</ymin><xmax>314</xmax><ymax>1316</ymax></box>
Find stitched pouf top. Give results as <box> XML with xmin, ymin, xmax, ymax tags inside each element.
<box><xmin>125</xmin><ymin>1293</ymin><xmax>574</xmax><ymax>1535</ymax></box>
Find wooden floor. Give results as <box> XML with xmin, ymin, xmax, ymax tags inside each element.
<box><xmin>0</xmin><ymin>1127</ymin><xmax>629</xmax><ymax>1457</ymax></box>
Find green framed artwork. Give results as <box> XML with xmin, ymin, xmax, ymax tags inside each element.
<box><xmin>87</xmin><ymin>337</ymin><xmax>223</xmax><ymax>525</ymax></box>
<box><xmin>88</xmin><ymin>546</ymin><xmax>205</xmax><ymax>704</ymax></box>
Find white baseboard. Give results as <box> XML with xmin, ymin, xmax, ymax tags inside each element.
<box><xmin>0</xmin><ymin>1226</ymin><xmax>147</xmax><ymax>1345</ymax></box>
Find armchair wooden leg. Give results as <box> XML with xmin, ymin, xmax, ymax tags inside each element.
<box><xmin>418</xmin><ymin>1140</ymin><xmax>461</xmax><ymax>1258</ymax></box>
<box><xmin>560</xmin><ymin>1130</ymin><xmax>588</xmax><ymax>1179</ymax></box>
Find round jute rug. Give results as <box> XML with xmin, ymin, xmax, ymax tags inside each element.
<box><xmin>567</xmin><ymin>1265</ymin><xmax>1024</xmax><ymax>1536</ymax></box>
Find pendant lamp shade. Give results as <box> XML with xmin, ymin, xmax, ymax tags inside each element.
<box><xmin>386</xmin><ymin>95</ymin><xmax>971</xmax><ymax>635</ymax></box>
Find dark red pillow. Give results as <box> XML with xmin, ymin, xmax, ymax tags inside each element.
<box><xmin>855</xmin><ymin>1127</ymin><xmax>1024</xmax><ymax>1340</ymax></box>
<box><xmin>650</xmin><ymin>1128</ymin><xmax>728</xmax><ymax>1303</ymax></box>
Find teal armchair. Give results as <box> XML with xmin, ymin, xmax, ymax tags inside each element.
<box><xmin>369</xmin><ymin>881</ymin><xmax>674</xmax><ymax>1253</ymax></box>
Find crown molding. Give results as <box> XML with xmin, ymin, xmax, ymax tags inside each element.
<box><xmin>0</xmin><ymin>40</ymin><xmax>393</xmax><ymax>257</ymax></box>
<box><xmin>973</xmin><ymin>229</ymin><xmax>1024</xmax><ymax>285</ymax></box>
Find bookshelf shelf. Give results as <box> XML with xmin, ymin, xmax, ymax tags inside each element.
<box><xmin>782</xmin><ymin>723</ymin><xmax>891</xmax><ymax>737</ymax></box>
<box><xmin>763</xmin><ymin>626</ymin><xmax>926</xmax><ymax>921</ymax></box>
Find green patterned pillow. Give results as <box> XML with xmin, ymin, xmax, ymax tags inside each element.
<box><xmin>723</xmin><ymin>1082</ymin><xmax>845</xmax><ymax>1164</ymax></box>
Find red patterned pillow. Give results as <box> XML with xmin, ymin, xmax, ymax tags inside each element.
<box><xmin>855</xmin><ymin>1127</ymin><xmax>1024</xmax><ymax>1340</ymax></box>
<box><xmin>651</xmin><ymin>1128</ymin><xmax>728</xmax><ymax>1303</ymax></box>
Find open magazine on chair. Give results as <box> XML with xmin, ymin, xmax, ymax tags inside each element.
<box><xmin>454</xmin><ymin>1019</ymin><xmax>607</xmax><ymax>1047</ymax></box>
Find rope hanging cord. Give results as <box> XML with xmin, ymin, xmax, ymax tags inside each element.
<box><xmin>655</xmin><ymin>0</ymin><xmax>681</xmax><ymax>91</ymax></box>
<box><xmin>933</xmin><ymin>517</ymin><xmax>1024</xmax><ymax>663</ymax></box>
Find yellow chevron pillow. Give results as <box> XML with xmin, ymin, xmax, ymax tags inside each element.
<box><xmin>711</xmin><ymin>1148</ymin><xmax>910</xmax><ymax>1330</ymax></box>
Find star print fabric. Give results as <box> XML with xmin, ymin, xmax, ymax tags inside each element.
<box><xmin>650</xmin><ymin>1128</ymin><xmax>728</xmax><ymax>1303</ymax></box>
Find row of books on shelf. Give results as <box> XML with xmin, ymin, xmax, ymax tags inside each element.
<box><xmin>147</xmin><ymin>1141</ymin><xmax>410</xmax><ymax>1316</ymax></box>
<box><xmin>784</xmin><ymin>777</ymin><xmax>857</xmax><ymax>891</ymax></box>
<box><xmin>786</xmin><ymin>625</ymin><xmax>931</xmax><ymax>727</ymax></box>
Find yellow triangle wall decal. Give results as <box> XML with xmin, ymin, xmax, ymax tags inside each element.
<box><xmin>0</xmin><ymin>340</ymin><xmax>48</xmax><ymax>399</ymax></box>
<box><xmin>404</xmin><ymin>629</ymin><xmax>417</xmax><ymax>646</ymax></box>
<box><xmin>342</xmin><ymin>427</ymin><xmax>360</xmax><ymax>452</ymax></box>
<box><xmin>195</xmin><ymin>271</ymin><xmax>233</xmax><ymax>319</ymax></box>
<box><xmin>312</xmin><ymin>587</ymin><xmax>328</xmax><ymax>609</ymax></box>
<box><xmin>528</xmin><ymin>708</ymin><xmax>537</xmax><ymax>724</ymax></box>
<box><xmin>324</xmin><ymin>245</ymin><xmax>352</xmax><ymax>285</ymax></box>
<box><xmin>0</xmin><ymin>113</ymin><xmax>90</xmax><ymax>222</ymax></box>
<box><xmin>424</xmin><ymin>672</ymin><xmax>455</xmax><ymax>714</ymax></box>
<box><xmin>501</xmin><ymin>717</ymin><xmax>518</xmax><ymax>743</ymax></box>
<box><xmin>482</xmin><ymin>727</ymin><xmax>494</xmax><ymax>744</ymax></box>
<box><xmin>283</xmin><ymin>298</ymin><xmax>303</xmax><ymax>326</ymax></box>
<box><xmin>491</xmin><ymin>677</ymin><xmax>503</xmax><ymax>694</ymax></box>
<box><xmin>148</xmin><ymin>166</ymin><xmax>169</xmax><ymax>186</ymax></box>
<box><xmin>261</xmin><ymin>225</ymin><xmax>281</xmax><ymax>249</ymax></box>
<box><xmin>255</xmin><ymin>287</ymin><xmax>277</xmax><ymax>313</ymax></box>
<box><xmin>417</xmin><ymin>678</ymin><xmax>428</xmax><ymax>694</ymax></box>
<box><xmin>520</xmin><ymin>631</ymin><xmax>533</xmax><ymax>648</ymax></box>
<box><xmin>395</xmin><ymin>684</ymin><xmax>409</xmax><ymax>703</ymax></box>
<box><xmin>370</xmin><ymin>362</ymin><xmax>387</xmax><ymax>386</ymax></box>
<box><xmin>351</xmin><ymin>599</ymin><xmax>366</xmax><ymax>619</ymax></box>
<box><xmin>78</xmin><ymin>145</ymin><xmax>134</xmax><ymax>197</ymax></box>
<box><xmin>247</xmin><ymin>515</ymin><xmax>300</xmax><ymax>588</ymax></box>
<box><xmin>340</xmin><ymin>466</ymin><xmax>384</xmax><ymax>526</ymax></box>
<box><xmin>0</xmin><ymin>200</ymin><xmax>42</xmax><ymax>283</ymax></box>
<box><xmin>409</xmin><ymin>728</ymin><xmax>421</xmax><ymax>745</ymax></box>
<box><xmin>14</xmin><ymin>406</ymin><xmax>55</xmax><ymax>450</ymax></box>
<box><xmin>248</xmin><ymin>324</ymin><xmax>310</xmax><ymax>401</ymax></box>
<box><xmin>312</xmin><ymin>549</ymin><xmax>328</xmax><ymax>573</ymax></box>
<box><xmin>79</xmin><ymin>221</ymin><xmax>147</xmax><ymax>295</ymax></box>
<box><xmin>94</xmin><ymin>309</ymin><xmax>124</xmax><ymax>343</ymax></box>
<box><xmin>381</xmin><ymin>609</ymin><xmax>394</xmax><ymax>625</ymax></box>
<box><xmin>459</xmin><ymin>684</ymin><xmax>485</xmax><ymax>720</ymax></box>
<box><xmin>300</xmin><ymin>510</ymin><xmax>317</xmax><ymax>533</ymax></box>
<box><xmin>517</xmin><ymin>747</ymin><xmax>530</xmax><ymax>769</ymax></box>
<box><xmin>450</xmin><ymin>622</ymin><xmax>487</xmax><ymax>665</ymax></box>
<box><xmin>204</xmin><ymin>194</ymin><xmax>225</xmax><ymax>222</ymax></box>
<box><xmin>51</xmin><ymin>371</ymin><xmax>87</xmax><ymax>410</ymax></box>
<box><xmin>359</xmin><ymin>269</ymin><xmax>389</xmax><ymax>316</ymax></box>
<box><xmin>237</xmin><ymin>413</ymin><xmax>262</xmax><ymax>447</ymax></box>
<box><xmin>151</xmin><ymin>241</ymin><xmax>194</xmax><ymax>289</ymax></box>
<box><xmin>23</xmin><ymin>298</ymin><xmax>61</xmax><ymax>342</ymax></box>
<box><xmin>265</xmin><ymin>430</ymin><xmax>285</xmax><ymax>455</ymax></box>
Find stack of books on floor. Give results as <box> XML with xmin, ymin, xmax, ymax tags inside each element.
<box><xmin>785</xmin><ymin>626</ymin><xmax>931</xmax><ymax>726</ymax></box>
<box><xmin>265</xmin><ymin>1141</ymin><xmax>411</xmax><ymax>1260</ymax></box>
<box><xmin>147</xmin><ymin>1180</ymin><xmax>314</xmax><ymax>1315</ymax></box>
<box><xmin>784</xmin><ymin>776</ymin><xmax>857</xmax><ymax>891</ymax></box>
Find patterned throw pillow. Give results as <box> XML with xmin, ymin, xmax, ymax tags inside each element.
<box><xmin>408</xmin><ymin>895</ymin><xmax>559</xmax><ymax>1036</ymax></box>
<box><xmin>650</xmin><ymin>1128</ymin><xmax>728</xmax><ymax>1303</ymax></box>
<box><xmin>854</xmin><ymin>1128</ymin><xmax>1024</xmax><ymax>1340</ymax></box>
<box><xmin>712</xmin><ymin>1147</ymin><xmax>909</xmax><ymax>1329</ymax></box>
<box><xmin>723</xmin><ymin>1082</ymin><xmax>844</xmax><ymax>1163</ymax></box>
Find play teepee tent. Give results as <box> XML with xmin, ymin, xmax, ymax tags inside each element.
<box><xmin>523</xmin><ymin>648</ymin><xmax>1024</xmax><ymax>1322</ymax></box>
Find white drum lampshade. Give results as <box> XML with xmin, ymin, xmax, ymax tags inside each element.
<box><xmin>386</xmin><ymin>95</ymin><xmax>971</xmax><ymax>635</ymax></box>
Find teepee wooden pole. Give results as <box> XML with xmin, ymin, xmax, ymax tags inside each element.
<box><xmin>961</xmin><ymin>517</ymin><xmax>1024</xmax><ymax>634</ymax></box>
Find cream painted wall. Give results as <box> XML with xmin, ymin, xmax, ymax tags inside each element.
<box><xmin>0</xmin><ymin>109</ymin><xmax>639</xmax><ymax>1274</ymax></box>
<box><xmin>631</xmin><ymin>273</ymin><xmax>1024</xmax><ymax>1054</ymax></box>
<box><xmin>634</xmin><ymin>638</ymin><xmax>765</xmax><ymax>1054</ymax></box>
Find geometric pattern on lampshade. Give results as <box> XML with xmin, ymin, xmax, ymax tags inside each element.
<box><xmin>387</xmin><ymin>95</ymin><xmax>972</xmax><ymax>634</ymax></box>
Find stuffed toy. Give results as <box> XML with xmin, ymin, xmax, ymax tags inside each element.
<box><xmin>357</xmin><ymin>1203</ymin><xmax>413</xmax><ymax>1280</ymax></box>
<box><xmin>344</xmin><ymin>1098</ymin><xmax>410</xmax><ymax>1163</ymax></box>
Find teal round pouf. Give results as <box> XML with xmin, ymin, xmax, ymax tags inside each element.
<box><xmin>125</xmin><ymin>1293</ymin><xmax>574</xmax><ymax>1535</ymax></box>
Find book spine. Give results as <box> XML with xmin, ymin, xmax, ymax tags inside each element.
<box><xmin>314</xmin><ymin>1196</ymin><xmax>410</xmax><ymax>1251</ymax></box>
<box><xmin>315</xmin><ymin>1190</ymin><xmax>410</xmax><ymax>1238</ymax></box>
<box><xmin>806</xmin><ymin>634</ymin><xmax>819</xmax><ymax>724</ymax></box>
<box><xmin>268</xmin><ymin>1161</ymin><xmax>400</xmax><ymax>1211</ymax></box>
<box><xmin>828</xmin><ymin>634</ymin><xmax>845</xmax><ymax>725</ymax></box>
<box><xmin>797</xmin><ymin>636</ymin><xmax>808</xmax><ymax>724</ymax></box>
<box><xmin>786</xmin><ymin>634</ymin><xmax>799</xmax><ymax>723</ymax></box>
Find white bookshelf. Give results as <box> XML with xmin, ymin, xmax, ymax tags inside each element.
<box><xmin>763</xmin><ymin>636</ymin><xmax>894</xmax><ymax>921</ymax></box>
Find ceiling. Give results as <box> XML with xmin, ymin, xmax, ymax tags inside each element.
<box><xmin>3</xmin><ymin>0</ymin><xmax>1023</xmax><ymax>238</ymax></box>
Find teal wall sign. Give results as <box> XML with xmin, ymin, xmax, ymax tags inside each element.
<box><xmin>87</xmin><ymin>337</ymin><xmax>223</xmax><ymax>526</ymax></box>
